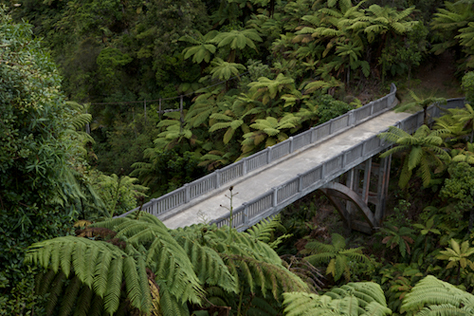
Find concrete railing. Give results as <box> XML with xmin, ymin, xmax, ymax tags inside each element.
<box><xmin>121</xmin><ymin>84</ymin><xmax>398</xmax><ymax>218</ymax></box>
<box><xmin>210</xmin><ymin>97</ymin><xmax>466</xmax><ymax>231</ymax></box>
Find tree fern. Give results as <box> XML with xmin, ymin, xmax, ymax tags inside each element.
<box><xmin>28</xmin><ymin>213</ymin><xmax>310</xmax><ymax>315</ymax></box>
<box><xmin>245</xmin><ymin>214</ymin><xmax>292</xmax><ymax>249</ymax></box>
<box><xmin>26</xmin><ymin>236</ymin><xmax>152</xmax><ymax>315</ymax></box>
<box><xmin>172</xmin><ymin>228</ymin><xmax>238</xmax><ymax>294</ymax></box>
<box><xmin>303</xmin><ymin>233</ymin><xmax>369</xmax><ymax>281</ymax></box>
<box><xmin>379</xmin><ymin>125</ymin><xmax>451</xmax><ymax>188</ymax></box>
<box><xmin>283</xmin><ymin>282</ymin><xmax>390</xmax><ymax>316</ymax></box>
<box><xmin>94</xmin><ymin>217</ymin><xmax>204</xmax><ymax>305</ymax></box>
<box><xmin>401</xmin><ymin>275</ymin><xmax>474</xmax><ymax>315</ymax></box>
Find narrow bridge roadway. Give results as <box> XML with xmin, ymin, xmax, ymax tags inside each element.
<box><xmin>161</xmin><ymin>110</ymin><xmax>411</xmax><ymax>229</ymax></box>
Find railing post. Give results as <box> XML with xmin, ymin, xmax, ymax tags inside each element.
<box><xmin>152</xmin><ymin>200</ymin><xmax>158</xmax><ymax>216</ymax></box>
<box><xmin>329</xmin><ymin>119</ymin><xmax>333</xmax><ymax>134</ymax></box>
<box><xmin>400</xmin><ymin>119</ymin><xmax>405</xmax><ymax>131</ymax></box>
<box><xmin>348</xmin><ymin>111</ymin><xmax>355</xmax><ymax>126</ymax></box>
<box><xmin>267</xmin><ymin>147</ymin><xmax>272</xmax><ymax>164</ymax></box>
<box><xmin>310</xmin><ymin>127</ymin><xmax>315</xmax><ymax>143</ymax></box>
<box><xmin>243</xmin><ymin>203</ymin><xmax>249</xmax><ymax>227</ymax></box>
<box><xmin>243</xmin><ymin>157</ymin><xmax>248</xmax><ymax>175</ymax></box>
<box><xmin>370</xmin><ymin>102</ymin><xmax>374</xmax><ymax>116</ymax></box>
<box><xmin>184</xmin><ymin>184</ymin><xmax>190</xmax><ymax>203</ymax></box>
<box><xmin>273</xmin><ymin>187</ymin><xmax>278</xmax><ymax>206</ymax></box>
<box><xmin>342</xmin><ymin>150</ymin><xmax>347</xmax><ymax>167</ymax></box>
<box><xmin>289</xmin><ymin>137</ymin><xmax>294</xmax><ymax>153</ymax></box>
<box><xmin>297</xmin><ymin>174</ymin><xmax>303</xmax><ymax>192</ymax></box>
<box><xmin>216</xmin><ymin>170</ymin><xmax>220</xmax><ymax>188</ymax></box>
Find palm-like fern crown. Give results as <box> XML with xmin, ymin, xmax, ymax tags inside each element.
<box><xmin>303</xmin><ymin>233</ymin><xmax>368</xmax><ymax>281</ymax></box>
<box><xmin>379</xmin><ymin>125</ymin><xmax>451</xmax><ymax>188</ymax></box>
<box><xmin>179</xmin><ymin>30</ymin><xmax>218</xmax><ymax>64</ymax></box>
<box><xmin>26</xmin><ymin>211</ymin><xmax>308</xmax><ymax>316</ymax></box>
<box><xmin>434</xmin><ymin>107</ymin><xmax>467</xmax><ymax>139</ymax></box>
<box><xmin>431</xmin><ymin>1</ymin><xmax>474</xmax><ymax>54</ymax></box>
<box><xmin>436</xmin><ymin>239</ymin><xmax>474</xmax><ymax>270</ymax></box>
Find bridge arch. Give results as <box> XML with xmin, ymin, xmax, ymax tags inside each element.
<box><xmin>318</xmin><ymin>156</ymin><xmax>391</xmax><ymax>234</ymax></box>
<box><xmin>320</xmin><ymin>182</ymin><xmax>376</xmax><ymax>234</ymax></box>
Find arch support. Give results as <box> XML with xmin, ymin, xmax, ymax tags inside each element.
<box><xmin>320</xmin><ymin>182</ymin><xmax>375</xmax><ymax>234</ymax></box>
<box><xmin>319</xmin><ymin>156</ymin><xmax>391</xmax><ymax>234</ymax></box>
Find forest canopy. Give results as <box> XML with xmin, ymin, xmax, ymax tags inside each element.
<box><xmin>3</xmin><ymin>0</ymin><xmax>474</xmax><ymax>315</ymax></box>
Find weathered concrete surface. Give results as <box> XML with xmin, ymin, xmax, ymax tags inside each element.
<box><xmin>162</xmin><ymin>110</ymin><xmax>412</xmax><ymax>229</ymax></box>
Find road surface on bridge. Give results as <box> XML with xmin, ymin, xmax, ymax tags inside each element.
<box><xmin>162</xmin><ymin>110</ymin><xmax>411</xmax><ymax>229</ymax></box>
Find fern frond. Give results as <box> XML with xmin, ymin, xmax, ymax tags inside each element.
<box><xmin>123</xmin><ymin>255</ymin><xmax>142</xmax><ymax>310</ymax></box>
<box><xmin>331</xmin><ymin>233</ymin><xmax>346</xmax><ymax>250</ymax></box>
<box><xmin>45</xmin><ymin>272</ymin><xmax>66</xmax><ymax>315</ymax></box>
<box><xmin>343</xmin><ymin>282</ymin><xmax>387</xmax><ymax>307</ymax></box>
<box><xmin>361</xmin><ymin>301</ymin><xmax>392</xmax><ymax>316</ymax></box>
<box><xmin>247</xmin><ymin>296</ymin><xmax>279</xmax><ymax>316</ymax></box>
<box><xmin>398</xmin><ymin>154</ymin><xmax>412</xmax><ymax>189</ymax></box>
<box><xmin>206</xmin><ymin>228</ymin><xmax>282</xmax><ymax>264</ymax></box>
<box><xmin>88</xmin><ymin>294</ymin><xmax>104</xmax><ymax>316</ymax></box>
<box><xmin>246</xmin><ymin>215</ymin><xmax>285</xmax><ymax>245</ymax></box>
<box><xmin>305</xmin><ymin>252</ymin><xmax>335</xmax><ymax>265</ymax></box>
<box><xmin>73</xmin><ymin>284</ymin><xmax>93</xmax><ymax>316</ymax></box>
<box><xmin>93</xmin><ymin>245</ymin><xmax>112</xmax><ymax>298</ymax></box>
<box><xmin>283</xmin><ymin>292</ymin><xmax>339</xmax><ymax>316</ymax></box>
<box><xmin>304</xmin><ymin>240</ymin><xmax>335</xmax><ymax>254</ymax></box>
<box><xmin>26</xmin><ymin>236</ymin><xmax>152</xmax><ymax>315</ymax></box>
<box><xmin>159</xmin><ymin>289</ymin><xmax>190</xmax><ymax>316</ymax></box>
<box><xmin>103</xmin><ymin>256</ymin><xmax>123</xmax><ymax>314</ymax></box>
<box><xmin>36</xmin><ymin>269</ymin><xmax>56</xmax><ymax>296</ymax></box>
<box><xmin>146</xmin><ymin>230</ymin><xmax>204</xmax><ymax>304</ymax></box>
<box><xmin>332</xmin><ymin>295</ymin><xmax>359</xmax><ymax>316</ymax></box>
<box><xmin>175</xmin><ymin>233</ymin><xmax>238</xmax><ymax>294</ymax></box>
<box><xmin>401</xmin><ymin>275</ymin><xmax>474</xmax><ymax>314</ymax></box>
<box><xmin>225</xmin><ymin>254</ymin><xmax>308</xmax><ymax>299</ymax></box>
<box><xmin>132</xmin><ymin>211</ymin><xmax>167</xmax><ymax>227</ymax></box>
<box><xmin>59</xmin><ymin>275</ymin><xmax>82</xmax><ymax>316</ymax></box>
<box><xmin>418</xmin><ymin>303</ymin><xmax>474</xmax><ymax>315</ymax></box>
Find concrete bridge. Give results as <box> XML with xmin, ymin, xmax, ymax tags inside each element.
<box><xmin>121</xmin><ymin>84</ymin><xmax>465</xmax><ymax>233</ymax></box>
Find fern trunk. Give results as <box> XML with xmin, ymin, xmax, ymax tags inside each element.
<box><xmin>457</xmin><ymin>264</ymin><xmax>461</xmax><ymax>286</ymax></box>
<box><xmin>469</xmin><ymin>208</ymin><xmax>474</xmax><ymax>234</ymax></box>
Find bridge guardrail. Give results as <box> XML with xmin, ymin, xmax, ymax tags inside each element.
<box><xmin>121</xmin><ymin>84</ymin><xmax>398</xmax><ymax>218</ymax></box>
<box><xmin>210</xmin><ymin>98</ymin><xmax>466</xmax><ymax>231</ymax></box>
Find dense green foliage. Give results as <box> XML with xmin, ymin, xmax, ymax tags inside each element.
<box><xmin>26</xmin><ymin>212</ymin><xmax>308</xmax><ymax>315</ymax></box>
<box><xmin>0</xmin><ymin>8</ymin><xmax>83</xmax><ymax>312</ymax></box>
<box><xmin>5</xmin><ymin>0</ymin><xmax>474</xmax><ymax>315</ymax></box>
<box><xmin>7</xmin><ymin>0</ymin><xmax>448</xmax><ymax>193</ymax></box>
<box><xmin>0</xmin><ymin>9</ymin><xmax>148</xmax><ymax>313</ymax></box>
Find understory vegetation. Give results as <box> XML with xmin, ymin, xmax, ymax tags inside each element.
<box><xmin>4</xmin><ymin>0</ymin><xmax>474</xmax><ymax>315</ymax></box>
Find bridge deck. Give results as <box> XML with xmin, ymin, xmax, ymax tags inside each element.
<box><xmin>162</xmin><ymin>110</ymin><xmax>411</xmax><ymax>229</ymax></box>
